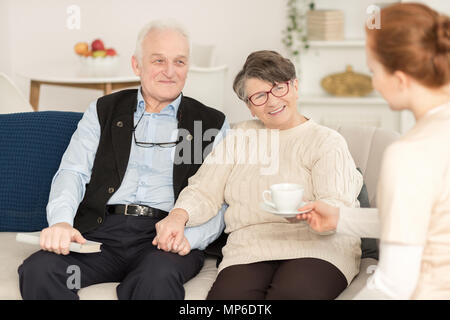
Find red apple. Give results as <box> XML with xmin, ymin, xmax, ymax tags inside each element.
<box><xmin>105</xmin><ymin>48</ymin><xmax>117</xmax><ymax>56</ymax></box>
<box><xmin>91</xmin><ymin>39</ymin><xmax>105</xmax><ymax>51</ymax></box>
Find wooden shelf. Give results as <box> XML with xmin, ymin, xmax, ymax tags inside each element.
<box><xmin>298</xmin><ymin>94</ymin><xmax>386</xmax><ymax>105</ymax></box>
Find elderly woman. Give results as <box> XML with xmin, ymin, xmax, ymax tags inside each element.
<box><xmin>154</xmin><ymin>50</ymin><xmax>363</xmax><ymax>299</ymax></box>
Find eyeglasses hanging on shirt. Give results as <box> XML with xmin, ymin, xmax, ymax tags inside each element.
<box><xmin>132</xmin><ymin>110</ymin><xmax>180</xmax><ymax>148</ymax></box>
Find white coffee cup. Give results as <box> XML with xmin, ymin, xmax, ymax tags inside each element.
<box><xmin>262</xmin><ymin>183</ymin><xmax>304</xmax><ymax>212</ymax></box>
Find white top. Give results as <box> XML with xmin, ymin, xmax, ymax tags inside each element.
<box><xmin>337</xmin><ymin>207</ymin><xmax>379</xmax><ymax>238</ymax></box>
<box><xmin>337</xmin><ymin>207</ymin><xmax>422</xmax><ymax>299</ymax></box>
<box><xmin>337</xmin><ymin>102</ymin><xmax>450</xmax><ymax>299</ymax></box>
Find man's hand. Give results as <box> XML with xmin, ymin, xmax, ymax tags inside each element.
<box><xmin>153</xmin><ymin>208</ymin><xmax>189</xmax><ymax>252</ymax></box>
<box><xmin>296</xmin><ymin>201</ymin><xmax>340</xmax><ymax>233</ymax></box>
<box><xmin>169</xmin><ymin>235</ymin><xmax>191</xmax><ymax>256</ymax></box>
<box><xmin>40</xmin><ymin>222</ymin><xmax>86</xmax><ymax>255</ymax></box>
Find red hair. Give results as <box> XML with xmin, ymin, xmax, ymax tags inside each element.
<box><xmin>366</xmin><ymin>3</ymin><xmax>450</xmax><ymax>88</ymax></box>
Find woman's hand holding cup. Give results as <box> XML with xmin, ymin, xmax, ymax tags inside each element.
<box><xmin>296</xmin><ymin>201</ymin><xmax>340</xmax><ymax>233</ymax></box>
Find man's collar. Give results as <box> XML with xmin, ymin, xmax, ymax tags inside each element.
<box><xmin>136</xmin><ymin>87</ymin><xmax>182</xmax><ymax>117</ymax></box>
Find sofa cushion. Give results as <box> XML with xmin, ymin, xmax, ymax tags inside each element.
<box><xmin>1</xmin><ymin>232</ymin><xmax>374</xmax><ymax>300</ymax></box>
<box><xmin>0</xmin><ymin>232</ymin><xmax>38</xmax><ymax>299</ymax></box>
<box><xmin>356</xmin><ymin>168</ymin><xmax>370</xmax><ymax>208</ymax></box>
<box><xmin>336</xmin><ymin>257</ymin><xmax>378</xmax><ymax>300</ymax></box>
<box><xmin>357</xmin><ymin>168</ymin><xmax>379</xmax><ymax>261</ymax></box>
<box><xmin>0</xmin><ymin>232</ymin><xmax>218</xmax><ymax>300</ymax></box>
<box><xmin>0</xmin><ymin>111</ymin><xmax>82</xmax><ymax>231</ymax></box>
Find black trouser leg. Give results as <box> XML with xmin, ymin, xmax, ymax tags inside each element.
<box><xmin>18</xmin><ymin>245</ymin><xmax>126</xmax><ymax>300</ymax></box>
<box><xmin>207</xmin><ymin>258</ymin><xmax>347</xmax><ymax>300</ymax></box>
<box><xmin>117</xmin><ymin>247</ymin><xmax>204</xmax><ymax>300</ymax></box>
<box><xmin>18</xmin><ymin>214</ymin><xmax>206</xmax><ymax>300</ymax></box>
<box><xmin>265</xmin><ymin>258</ymin><xmax>348</xmax><ymax>300</ymax></box>
<box><xmin>18</xmin><ymin>215</ymin><xmax>128</xmax><ymax>300</ymax></box>
<box><xmin>18</xmin><ymin>250</ymin><xmax>79</xmax><ymax>300</ymax></box>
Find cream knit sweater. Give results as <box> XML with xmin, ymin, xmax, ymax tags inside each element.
<box><xmin>175</xmin><ymin>119</ymin><xmax>363</xmax><ymax>285</ymax></box>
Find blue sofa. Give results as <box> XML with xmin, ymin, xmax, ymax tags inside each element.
<box><xmin>0</xmin><ymin>111</ymin><xmax>217</xmax><ymax>299</ymax></box>
<box><xmin>0</xmin><ymin>111</ymin><xmax>389</xmax><ymax>299</ymax></box>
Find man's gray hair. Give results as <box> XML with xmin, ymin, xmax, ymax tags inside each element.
<box><xmin>134</xmin><ymin>20</ymin><xmax>190</xmax><ymax>64</ymax></box>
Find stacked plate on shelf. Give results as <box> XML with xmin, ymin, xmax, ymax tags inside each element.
<box><xmin>307</xmin><ymin>10</ymin><xmax>344</xmax><ymax>41</ymax></box>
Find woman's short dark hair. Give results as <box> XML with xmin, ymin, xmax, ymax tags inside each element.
<box><xmin>233</xmin><ymin>50</ymin><xmax>297</xmax><ymax>102</ymax></box>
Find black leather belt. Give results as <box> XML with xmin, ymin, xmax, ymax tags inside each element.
<box><xmin>106</xmin><ymin>204</ymin><xmax>168</xmax><ymax>218</ymax></box>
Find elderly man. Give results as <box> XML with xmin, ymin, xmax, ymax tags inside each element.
<box><xmin>17</xmin><ymin>21</ymin><xmax>228</xmax><ymax>300</ymax></box>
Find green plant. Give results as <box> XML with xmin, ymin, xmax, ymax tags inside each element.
<box><xmin>282</xmin><ymin>0</ymin><xmax>315</xmax><ymax>57</ymax></box>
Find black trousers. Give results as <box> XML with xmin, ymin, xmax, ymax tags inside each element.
<box><xmin>18</xmin><ymin>214</ymin><xmax>204</xmax><ymax>300</ymax></box>
<box><xmin>207</xmin><ymin>258</ymin><xmax>347</xmax><ymax>300</ymax></box>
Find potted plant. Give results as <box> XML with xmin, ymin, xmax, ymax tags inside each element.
<box><xmin>282</xmin><ymin>0</ymin><xmax>315</xmax><ymax>58</ymax></box>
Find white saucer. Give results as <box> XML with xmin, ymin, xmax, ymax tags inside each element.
<box><xmin>259</xmin><ymin>202</ymin><xmax>312</xmax><ymax>218</ymax></box>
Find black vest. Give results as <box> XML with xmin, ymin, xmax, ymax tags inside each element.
<box><xmin>73</xmin><ymin>89</ymin><xmax>226</xmax><ymax>234</ymax></box>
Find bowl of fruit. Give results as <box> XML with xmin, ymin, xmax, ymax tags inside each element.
<box><xmin>74</xmin><ymin>39</ymin><xmax>119</xmax><ymax>76</ymax></box>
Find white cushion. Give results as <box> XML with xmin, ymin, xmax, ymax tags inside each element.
<box><xmin>331</xmin><ymin>125</ymin><xmax>400</xmax><ymax>207</ymax></box>
<box><xmin>0</xmin><ymin>232</ymin><xmax>218</xmax><ymax>300</ymax></box>
<box><xmin>336</xmin><ymin>257</ymin><xmax>378</xmax><ymax>299</ymax></box>
<box><xmin>1</xmin><ymin>232</ymin><xmax>375</xmax><ymax>300</ymax></box>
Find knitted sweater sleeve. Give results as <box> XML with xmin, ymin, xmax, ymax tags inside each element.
<box><xmin>173</xmin><ymin>132</ymin><xmax>236</xmax><ymax>227</ymax></box>
<box><xmin>310</xmin><ymin>130</ymin><xmax>363</xmax><ymax>208</ymax></box>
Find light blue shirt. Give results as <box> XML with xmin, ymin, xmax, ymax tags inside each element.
<box><xmin>46</xmin><ymin>88</ymin><xmax>228</xmax><ymax>250</ymax></box>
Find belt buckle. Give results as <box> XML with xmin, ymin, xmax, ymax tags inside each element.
<box><xmin>123</xmin><ymin>204</ymin><xmax>146</xmax><ymax>216</ymax></box>
<box><xmin>135</xmin><ymin>205</ymin><xmax>145</xmax><ymax>216</ymax></box>
<box><xmin>123</xmin><ymin>204</ymin><xmax>131</xmax><ymax>216</ymax></box>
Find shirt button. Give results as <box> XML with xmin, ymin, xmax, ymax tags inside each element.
<box><xmin>116</xmin><ymin>121</ymin><xmax>123</xmax><ymax>127</ymax></box>
<box><xmin>97</xmin><ymin>217</ymin><xmax>103</xmax><ymax>224</ymax></box>
<box><xmin>108</xmin><ymin>187</ymin><xmax>115</xmax><ymax>194</ymax></box>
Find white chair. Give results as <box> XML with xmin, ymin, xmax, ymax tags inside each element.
<box><xmin>331</xmin><ymin>124</ymin><xmax>401</xmax><ymax>207</ymax></box>
<box><xmin>0</xmin><ymin>72</ymin><xmax>33</xmax><ymax>113</ymax></box>
<box><xmin>191</xmin><ymin>43</ymin><xmax>215</xmax><ymax>68</ymax></box>
<box><xmin>183</xmin><ymin>65</ymin><xmax>228</xmax><ymax>112</ymax></box>
<box><xmin>333</xmin><ymin>124</ymin><xmax>400</xmax><ymax>299</ymax></box>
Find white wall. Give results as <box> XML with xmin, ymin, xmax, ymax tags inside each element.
<box><xmin>4</xmin><ymin>0</ymin><xmax>289</xmax><ymax>123</ymax></box>
<box><xmin>300</xmin><ymin>0</ymin><xmax>450</xmax><ymax>93</ymax></box>
<box><xmin>0</xmin><ymin>0</ymin><xmax>13</xmax><ymax>77</ymax></box>
<box><xmin>2</xmin><ymin>0</ymin><xmax>449</xmax><ymax>122</ymax></box>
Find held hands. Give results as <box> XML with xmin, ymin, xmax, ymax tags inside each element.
<box><xmin>295</xmin><ymin>201</ymin><xmax>340</xmax><ymax>233</ymax></box>
<box><xmin>153</xmin><ymin>208</ymin><xmax>191</xmax><ymax>256</ymax></box>
<box><xmin>40</xmin><ymin>222</ymin><xmax>86</xmax><ymax>255</ymax></box>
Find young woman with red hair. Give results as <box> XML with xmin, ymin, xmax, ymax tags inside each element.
<box><xmin>297</xmin><ymin>2</ymin><xmax>450</xmax><ymax>299</ymax></box>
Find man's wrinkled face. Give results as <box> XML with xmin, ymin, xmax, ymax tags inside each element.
<box><xmin>132</xmin><ymin>29</ymin><xmax>189</xmax><ymax>106</ymax></box>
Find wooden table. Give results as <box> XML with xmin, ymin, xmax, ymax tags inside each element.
<box><xmin>19</xmin><ymin>62</ymin><xmax>228</xmax><ymax>112</ymax></box>
<box><xmin>19</xmin><ymin>61</ymin><xmax>140</xmax><ymax>111</ymax></box>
